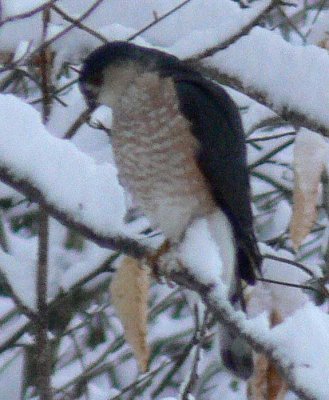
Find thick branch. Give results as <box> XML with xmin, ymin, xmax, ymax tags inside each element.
<box><xmin>190</xmin><ymin>0</ymin><xmax>278</xmax><ymax>60</ymax></box>
<box><xmin>169</xmin><ymin>268</ymin><xmax>316</xmax><ymax>400</ymax></box>
<box><xmin>0</xmin><ymin>167</ymin><xmax>149</xmax><ymax>259</ymax></box>
<box><xmin>0</xmin><ymin>168</ymin><xmax>323</xmax><ymax>399</ymax></box>
<box><xmin>198</xmin><ymin>65</ymin><xmax>329</xmax><ymax>137</ymax></box>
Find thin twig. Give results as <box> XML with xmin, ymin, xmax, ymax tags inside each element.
<box><xmin>63</xmin><ymin>108</ymin><xmax>91</xmax><ymax>139</ymax></box>
<box><xmin>246</xmin><ymin>131</ymin><xmax>296</xmax><ymax>143</ymax></box>
<box><xmin>257</xmin><ymin>277</ymin><xmax>322</xmax><ymax>293</ymax></box>
<box><xmin>128</xmin><ymin>0</ymin><xmax>193</xmax><ymax>41</ymax></box>
<box><xmin>35</xmin><ymin>7</ymin><xmax>52</xmax><ymax>400</ymax></box>
<box><xmin>249</xmin><ymin>138</ymin><xmax>295</xmax><ymax>169</ymax></box>
<box><xmin>191</xmin><ymin>0</ymin><xmax>278</xmax><ymax>60</ymax></box>
<box><xmin>35</xmin><ymin>0</ymin><xmax>107</xmax><ymax>54</ymax></box>
<box><xmin>35</xmin><ymin>209</ymin><xmax>52</xmax><ymax>400</ymax></box>
<box><xmin>68</xmin><ymin>332</ymin><xmax>91</xmax><ymax>400</ymax></box>
<box><xmin>30</xmin><ymin>78</ymin><xmax>79</xmax><ymax>105</ymax></box>
<box><xmin>276</xmin><ymin>5</ymin><xmax>306</xmax><ymax>42</ymax></box>
<box><xmin>0</xmin><ymin>0</ymin><xmax>59</xmax><ymax>28</ymax></box>
<box><xmin>51</xmin><ymin>4</ymin><xmax>108</xmax><ymax>44</ymax></box>
<box><xmin>263</xmin><ymin>253</ymin><xmax>315</xmax><ymax>277</ymax></box>
<box><xmin>180</xmin><ymin>310</ymin><xmax>209</xmax><ymax>400</ymax></box>
<box><xmin>0</xmin><ymin>210</ymin><xmax>9</xmax><ymax>252</ymax></box>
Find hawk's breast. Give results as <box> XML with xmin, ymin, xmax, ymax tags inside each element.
<box><xmin>112</xmin><ymin>73</ymin><xmax>216</xmax><ymax>240</ymax></box>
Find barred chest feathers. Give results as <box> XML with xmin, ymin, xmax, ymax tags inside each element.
<box><xmin>111</xmin><ymin>73</ymin><xmax>216</xmax><ymax>241</ymax></box>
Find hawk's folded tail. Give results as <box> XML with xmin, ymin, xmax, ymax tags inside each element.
<box><xmin>237</xmin><ymin>234</ymin><xmax>262</xmax><ymax>285</ymax></box>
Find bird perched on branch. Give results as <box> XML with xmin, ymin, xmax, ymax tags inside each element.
<box><xmin>79</xmin><ymin>41</ymin><xmax>261</xmax><ymax>379</ymax></box>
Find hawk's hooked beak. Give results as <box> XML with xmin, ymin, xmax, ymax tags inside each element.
<box><xmin>79</xmin><ymin>81</ymin><xmax>99</xmax><ymax>111</ymax></box>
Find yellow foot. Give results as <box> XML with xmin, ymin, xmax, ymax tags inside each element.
<box><xmin>145</xmin><ymin>240</ymin><xmax>171</xmax><ymax>283</ymax></box>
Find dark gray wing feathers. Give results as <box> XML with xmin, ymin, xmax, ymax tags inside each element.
<box><xmin>173</xmin><ymin>74</ymin><xmax>261</xmax><ymax>283</ymax></box>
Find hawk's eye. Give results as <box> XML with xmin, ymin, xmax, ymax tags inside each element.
<box><xmin>88</xmin><ymin>74</ymin><xmax>103</xmax><ymax>87</ymax></box>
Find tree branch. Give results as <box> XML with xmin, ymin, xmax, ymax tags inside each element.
<box><xmin>35</xmin><ymin>7</ymin><xmax>53</xmax><ymax>399</ymax></box>
<box><xmin>196</xmin><ymin>64</ymin><xmax>329</xmax><ymax>137</ymax></box>
<box><xmin>169</xmin><ymin>267</ymin><xmax>317</xmax><ymax>400</ymax></box>
<box><xmin>0</xmin><ymin>166</ymin><xmax>149</xmax><ymax>259</ymax></box>
<box><xmin>127</xmin><ymin>0</ymin><xmax>193</xmax><ymax>41</ymax></box>
<box><xmin>51</xmin><ymin>3</ymin><xmax>108</xmax><ymax>44</ymax></box>
<box><xmin>0</xmin><ymin>0</ymin><xmax>59</xmax><ymax>28</ymax></box>
<box><xmin>189</xmin><ymin>0</ymin><xmax>278</xmax><ymax>60</ymax></box>
<box><xmin>0</xmin><ymin>161</ymin><xmax>323</xmax><ymax>399</ymax></box>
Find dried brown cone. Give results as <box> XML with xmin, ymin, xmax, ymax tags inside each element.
<box><xmin>110</xmin><ymin>256</ymin><xmax>150</xmax><ymax>372</ymax></box>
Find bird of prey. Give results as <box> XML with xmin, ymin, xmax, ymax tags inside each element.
<box><xmin>79</xmin><ymin>41</ymin><xmax>261</xmax><ymax>378</ymax></box>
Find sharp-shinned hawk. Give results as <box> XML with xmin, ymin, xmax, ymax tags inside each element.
<box><xmin>79</xmin><ymin>41</ymin><xmax>261</xmax><ymax>378</ymax></box>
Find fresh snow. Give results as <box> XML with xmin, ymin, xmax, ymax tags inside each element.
<box><xmin>206</xmin><ymin>27</ymin><xmax>329</xmax><ymax>131</ymax></box>
<box><xmin>269</xmin><ymin>303</ymin><xmax>329</xmax><ymax>399</ymax></box>
<box><xmin>0</xmin><ymin>248</ymin><xmax>37</xmax><ymax>309</ymax></box>
<box><xmin>0</xmin><ymin>94</ymin><xmax>126</xmax><ymax>237</ymax></box>
<box><xmin>1</xmin><ymin>1</ymin><xmax>329</xmax><ymax>399</ymax></box>
<box><xmin>167</xmin><ymin>0</ymin><xmax>272</xmax><ymax>59</ymax></box>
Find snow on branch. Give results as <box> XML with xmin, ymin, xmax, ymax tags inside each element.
<box><xmin>1</xmin><ymin>70</ymin><xmax>329</xmax><ymax>400</ymax></box>
<box><xmin>171</xmin><ymin>223</ymin><xmax>329</xmax><ymax>400</ymax></box>
<box><xmin>167</xmin><ymin>0</ymin><xmax>273</xmax><ymax>60</ymax></box>
<box><xmin>199</xmin><ymin>27</ymin><xmax>329</xmax><ymax>137</ymax></box>
<box><xmin>188</xmin><ymin>0</ymin><xmax>276</xmax><ymax>59</ymax></box>
<box><xmin>171</xmin><ymin>263</ymin><xmax>329</xmax><ymax>400</ymax></box>
<box><xmin>0</xmin><ymin>94</ymin><xmax>328</xmax><ymax>399</ymax></box>
<box><xmin>0</xmin><ymin>94</ymin><xmax>149</xmax><ymax>258</ymax></box>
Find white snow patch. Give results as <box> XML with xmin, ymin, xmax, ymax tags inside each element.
<box><xmin>178</xmin><ymin>218</ymin><xmax>222</xmax><ymax>286</ymax></box>
<box><xmin>168</xmin><ymin>1</ymin><xmax>272</xmax><ymax>59</ymax></box>
<box><xmin>207</xmin><ymin>27</ymin><xmax>329</xmax><ymax>130</ymax></box>
<box><xmin>0</xmin><ymin>248</ymin><xmax>36</xmax><ymax>309</ymax></box>
<box><xmin>269</xmin><ymin>303</ymin><xmax>329</xmax><ymax>399</ymax></box>
<box><xmin>0</xmin><ymin>94</ymin><xmax>126</xmax><ymax>237</ymax></box>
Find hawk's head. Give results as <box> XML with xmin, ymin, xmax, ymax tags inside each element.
<box><xmin>79</xmin><ymin>41</ymin><xmax>181</xmax><ymax>110</ymax></box>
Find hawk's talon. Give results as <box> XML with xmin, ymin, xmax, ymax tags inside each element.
<box><xmin>144</xmin><ymin>240</ymin><xmax>178</xmax><ymax>285</ymax></box>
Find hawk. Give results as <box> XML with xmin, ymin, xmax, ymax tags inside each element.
<box><xmin>79</xmin><ymin>41</ymin><xmax>261</xmax><ymax>378</ymax></box>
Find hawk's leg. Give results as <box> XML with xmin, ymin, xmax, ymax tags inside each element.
<box><xmin>145</xmin><ymin>240</ymin><xmax>178</xmax><ymax>284</ymax></box>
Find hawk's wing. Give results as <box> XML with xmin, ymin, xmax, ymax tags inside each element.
<box><xmin>173</xmin><ymin>73</ymin><xmax>261</xmax><ymax>283</ymax></box>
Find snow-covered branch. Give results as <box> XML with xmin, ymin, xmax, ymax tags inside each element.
<box><xmin>0</xmin><ymin>94</ymin><xmax>149</xmax><ymax>259</ymax></box>
<box><xmin>169</xmin><ymin>265</ymin><xmax>329</xmax><ymax>400</ymax></box>
<box><xmin>195</xmin><ymin>27</ymin><xmax>329</xmax><ymax>136</ymax></box>
<box><xmin>190</xmin><ymin>0</ymin><xmax>277</xmax><ymax>59</ymax></box>
<box><xmin>0</xmin><ymin>165</ymin><xmax>148</xmax><ymax>259</ymax></box>
<box><xmin>0</xmin><ymin>94</ymin><xmax>328</xmax><ymax>400</ymax></box>
<box><xmin>2</xmin><ymin>3</ymin><xmax>329</xmax><ymax>397</ymax></box>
